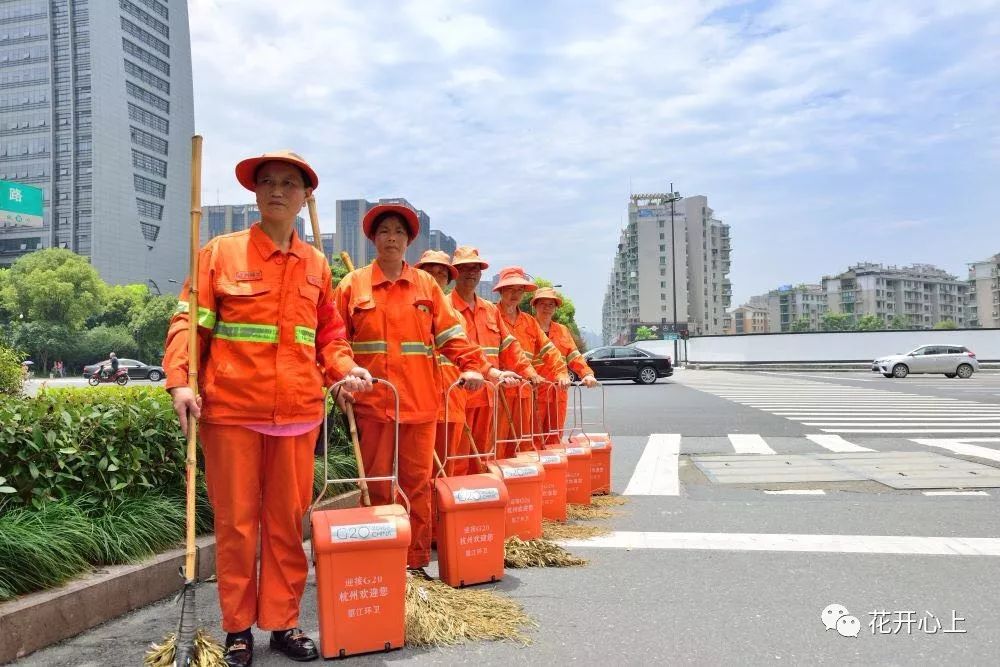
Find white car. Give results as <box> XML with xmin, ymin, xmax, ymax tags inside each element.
<box><xmin>872</xmin><ymin>344</ymin><xmax>979</xmax><ymax>379</ymax></box>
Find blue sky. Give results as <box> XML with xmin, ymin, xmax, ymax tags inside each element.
<box><xmin>190</xmin><ymin>0</ymin><xmax>1000</xmax><ymax>332</ymax></box>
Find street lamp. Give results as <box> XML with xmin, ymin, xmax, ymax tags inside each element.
<box><xmin>147</xmin><ymin>278</ymin><xmax>161</xmax><ymax>296</ymax></box>
<box><xmin>666</xmin><ymin>185</ymin><xmax>682</xmax><ymax>361</ymax></box>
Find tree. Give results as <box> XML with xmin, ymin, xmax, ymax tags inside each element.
<box><xmin>933</xmin><ymin>319</ymin><xmax>958</xmax><ymax>330</ymax></box>
<box><xmin>821</xmin><ymin>311</ymin><xmax>853</xmax><ymax>331</ymax></box>
<box><xmin>130</xmin><ymin>294</ymin><xmax>177</xmax><ymax>361</ymax></box>
<box><xmin>634</xmin><ymin>325</ymin><xmax>657</xmax><ymax>341</ymax></box>
<box><xmin>0</xmin><ymin>340</ymin><xmax>25</xmax><ymax>395</ymax></box>
<box><xmin>855</xmin><ymin>314</ymin><xmax>884</xmax><ymax>331</ymax></box>
<box><xmin>889</xmin><ymin>314</ymin><xmax>911</xmax><ymax>330</ymax></box>
<box><xmin>10</xmin><ymin>321</ymin><xmax>77</xmax><ymax>373</ymax></box>
<box><xmin>789</xmin><ymin>316</ymin><xmax>812</xmax><ymax>332</ymax></box>
<box><xmin>2</xmin><ymin>248</ymin><xmax>105</xmax><ymax>329</ymax></box>
<box><xmin>93</xmin><ymin>283</ymin><xmax>149</xmax><ymax>328</ymax></box>
<box><xmin>330</xmin><ymin>257</ymin><xmax>350</xmax><ymax>287</ymax></box>
<box><xmin>519</xmin><ymin>277</ymin><xmax>582</xmax><ymax>340</ymax></box>
<box><xmin>73</xmin><ymin>325</ymin><xmax>140</xmax><ymax>367</ymax></box>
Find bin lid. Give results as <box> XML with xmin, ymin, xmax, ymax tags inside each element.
<box><xmin>312</xmin><ymin>503</ymin><xmax>411</xmax><ymax>554</ymax></box>
<box><xmin>547</xmin><ymin>444</ymin><xmax>592</xmax><ymax>459</ymax></box>
<box><xmin>436</xmin><ymin>473</ymin><xmax>509</xmax><ymax>511</ymax></box>
<box><xmin>487</xmin><ymin>459</ymin><xmax>546</xmax><ymax>483</ymax></box>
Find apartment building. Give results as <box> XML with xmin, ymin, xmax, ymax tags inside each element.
<box><xmin>766</xmin><ymin>284</ymin><xmax>827</xmax><ymax>332</ymax></box>
<box><xmin>967</xmin><ymin>254</ymin><xmax>1000</xmax><ymax>328</ymax></box>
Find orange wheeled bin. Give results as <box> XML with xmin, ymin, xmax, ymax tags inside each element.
<box><xmin>570</xmin><ymin>432</ymin><xmax>612</xmax><ymax>495</ymax></box>
<box><xmin>487</xmin><ymin>458</ymin><xmax>545</xmax><ymax>539</ymax></box>
<box><xmin>551</xmin><ymin>442</ymin><xmax>592</xmax><ymax>504</ymax></box>
<box><xmin>434</xmin><ymin>380</ymin><xmax>509</xmax><ymax>587</ymax></box>
<box><xmin>310</xmin><ymin>379</ymin><xmax>410</xmax><ymax>659</ymax></box>
<box><xmin>536</xmin><ymin>450</ymin><xmax>568</xmax><ymax>521</ymax></box>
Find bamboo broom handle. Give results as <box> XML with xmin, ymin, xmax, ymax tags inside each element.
<box><xmin>306</xmin><ymin>195</ymin><xmax>324</xmax><ymax>255</ymax></box>
<box><xmin>183</xmin><ymin>135</ymin><xmax>203</xmax><ymax>583</ymax></box>
<box><xmin>344</xmin><ymin>402</ymin><xmax>371</xmax><ymax>506</ymax></box>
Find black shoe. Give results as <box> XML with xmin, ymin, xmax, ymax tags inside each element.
<box><xmin>269</xmin><ymin>628</ymin><xmax>318</xmax><ymax>662</ymax></box>
<box><xmin>223</xmin><ymin>631</ymin><xmax>254</xmax><ymax>667</ymax></box>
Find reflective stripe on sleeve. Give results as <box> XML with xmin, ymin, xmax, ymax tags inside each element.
<box><xmin>294</xmin><ymin>326</ymin><xmax>316</xmax><ymax>346</ymax></box>
<box><xmin>499</xmin><ymin>335</ymin><xmax>516</xmax><ymax>352</ymax></box>
<box><xmin>175</xmin><ymin>301</ymin><xmax>217</xmax><ymax>329</ymax></box>
<box><xmin>567</xmin><ymin>350</ymin><xmax>582</xmax><ymax>362</ymax></box>
<box><xmin>434</xmin><ymin>325</ymin><xmax>464</xmax><ymax>348</ymax></box>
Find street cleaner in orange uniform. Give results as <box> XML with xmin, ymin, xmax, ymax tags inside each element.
<box><xmin>531</xmin><ymin>287</ymin><xmax>599</xmax><ymax>444</ymax></box>
<box><xmin>333</xmin><ymin>205</ymin><xmax>489</xmax><ymax>570</ymax></box>
<box><xmin>449</xmin><ymin>247</ymin><xmax>539</xmax><ymax>471</ymax></box>
<box><xmin>494</xmin><ymin>267</ymin><xmax>569</xmax><ymax>457</ymax></box>
<box><xmin>413</xmin><ymin>249</ymin><xmax>467</xmax><ymax>477</ymax></box>
<box><xmin>164</xmin><ymin>150</ymin><xmax>373</xmax><ymax>666</ymax></box>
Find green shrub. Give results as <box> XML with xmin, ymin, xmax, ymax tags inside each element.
<box><xmin>78</xmin><ymin>493</ymin><xmax>186</xmax><ymax>565</ymax></box>
<box><xmin>0</xmin><ymin>386</ymin><xmax>185</xmax><ymax>509</ymax></box>
<box><xmin>0</xmin><ymin>341</ymin><xmax>24</xmax><ymax>396</ymax></box>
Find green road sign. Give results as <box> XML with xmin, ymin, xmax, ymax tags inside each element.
<box><xmin>0</xmin><ymin>180</ymin><xmax>44</xmax><ymax>228</ymax></box>
<box><xmin>662</xmin><ymin>332</ymin><xmax>680</xmax><ymax>341</ymax></box>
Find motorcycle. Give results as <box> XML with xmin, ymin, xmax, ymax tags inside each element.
<box><xmin>88</xmin><ymin>367</ymin><xmax>130</xmax><ymax>386</ymax></box>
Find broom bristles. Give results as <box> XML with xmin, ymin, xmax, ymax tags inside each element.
<box><xmin>144</xmin><ymin>629</ymin><xmax>225</xmax><ymax>667</ymax></box>
<box><xmin>591</xmin><ymin>494</ymin><xmax>628</xmax><ymax>508</ymax></box>
<box><xmin>542</xmin><ymin>519</ymin><xmax>610</xmax><ymax>541</ymax></box>
<box><xmin>405</xmin><ymin>573</ymin><xmax>535</xmax><ymax>646</ymax></box>
<box><xmin>504</xmin><ymin>536</ymin><xmax>588</xmax><ymax>568</ymax></box>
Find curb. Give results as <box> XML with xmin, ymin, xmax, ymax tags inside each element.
<box><xmin>0</xmin><ymin>490</ymin><xmax>360</xmax><ymax>664</ymax></box>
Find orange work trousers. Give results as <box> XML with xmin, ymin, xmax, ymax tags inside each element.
<box><xmin>535</xmin><ymin>385</ymin><xmax>567</xmax><ymax>446</ymax></box>
<box><xmin>465</xmin><ymin>405</ymin><xmax>496</xmax><ymax>472</ymax></box>
<box><xmin>357</xmin><ymin>418</ymin><xmax>435</xmax><ymax>568</ymax></box>
<box><xmin>434</xmin><ymin>418</ymin><xmax>465</xmax><ymax>477</ymax></box>
<box><xmin>200</xmin><ymin>422</ymin><xmax>317</xmax><ymax>633</ymax></box>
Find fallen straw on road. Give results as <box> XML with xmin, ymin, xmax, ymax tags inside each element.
<box><xmin>504</xmin><ymin>536</ymin><xmax>588</xmax><ymax>568</ymax></box>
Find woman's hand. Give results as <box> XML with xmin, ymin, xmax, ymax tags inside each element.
<box><xmin>459</xmin><ymin>371</ymin><xmax>485</xmax><ymax>391</ymax></box>
<box><xmin>342</xmin><ymin>366</ymin><xmax>373</xmax><ymax>393</ymax></box>
<box><xmin>557</xmin><ymin>375</ymin><xmax>572</xmax><ymax>388</ymax></box>
<box><xmin>581</xmin><ymin>374</ymin><xmax>599</xmax><ymax>388</ymax></box>
<box><xmin>169</xmin><ymin>387</ymin><xmax>202</xmax><ymax>437</ymax></box>
<box><xmin>497</xmin><ymin>370</ymin><xmax>522</xmax><ymax>386</ymax></box>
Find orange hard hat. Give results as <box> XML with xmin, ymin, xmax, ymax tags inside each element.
<box><xmin>451</xmin><ymin>245</ymin><xmax>489</xmax><ymax>271</ymax></box>
<box><xmin>493</xmin><ymin>266</ymin><xmax>537</xmax><ymax>293</ymax></box>
<box><xmin>362</xmin><ymin>204</ymin><xmax>419</xmax><ymax>241</ymax></box>
<box><xmin>530</xmin><ymin>286</ymin><xmax>563</xmax><ymax>307</ymax></box>
<box><xmin>235</xmin><ymin>149</ymin><xmax>319</xmax><ymax>192</ymax></box>
<box><xmin>415</xmin><ymin>249</ymin><xmax>458</xmax><ymax>280</ymax></box>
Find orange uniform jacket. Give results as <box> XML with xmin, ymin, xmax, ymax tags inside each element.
<box><xmin>450</xmin><ymin>290</ymin><xmax>537</xmax><ymax>408</ymax></box>
<box><xmin>163</xmin><ymin>224</ymin><xmax>356</xmax><ymax>424</ymax></box>
<box><xmin>435</xmin><ymin>294</ymin><xmax>467</xmax><ymax>423</ymax></box>
<box><xmin>503</xmin><ymin>310</ymin><xmax>568</xmax><ymax>382</ymax></box>
<box><xmin>546</xmin><ymin>321</ymin><xmax>594</xmax><ymax>379</ymax></box>
<box><xmin>333</xmin><ymin>262</ymin><xmax>489</xmax><ymax>423</ymax></box>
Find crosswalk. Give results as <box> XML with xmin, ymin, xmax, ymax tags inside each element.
<box><xmin>678</xmin><ymin>372</ymin><xmax>1000</xmax><ymax>434</ymax></box>
<box><xmin>622</xmin><ymin>432</ymin><xmax>1000</xmax><ymax>497</ymax></box>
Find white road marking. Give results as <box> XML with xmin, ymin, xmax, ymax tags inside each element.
<box><xmin>763</xmin><ymin>489</ymin><xmax>826</xmax><ymax>495</ymax></box>
<box><xmin>911</xmin><ymin>438</ymin><xmax>1000</xmax><ymax>464</ymax></box>
<box><xmin>923</xmin><ymin>491</ymin><xmax>990</xmax><ymax>497</ymax></box>
<box><xmin>623</xmin><ymin>434</ymin><xmax>680</xmax><ymax>496</ymax></box>
<box><xmin>805</xmin><ymin>422</ymin><xmax>1000</xmax><ymax>427</ymax></box>
<box><xmin>831</xmin><ymin>428</ymin><xmax>1000</xmax><ymax>433</ymax></box>
<box><xmin>728</xmin><ymin>433</ymin><xmax>776</xmax><ymax>454</ymax></box>
<box><xmin>558</xmin><ymin>531</ymin><xmax>1000</xmax><ymax>556</ymax></box>
<box><xmin>805</xmin><ymin>434</ymin><xmax>874</xmax><ymax>452</ymax></box>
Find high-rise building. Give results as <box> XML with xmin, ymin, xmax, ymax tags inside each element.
<box><xmin>0</xmin><ymin>0</ymin><xmax>194</xmax><ymax>294</ymax></box>
<box><xmin>602</xmin><ymin>193</ymin><xmax>731</xmax><ymax>343</ymax></box>
<box><xmin>475</xmin><ymin>279</ymin><xmax>495</xmax><ymax>302</ymax></box>
<box><xmin>766</xmin><ymin>284</ymin><xmax>827</xmax><ymax>332</ymax></box>
<box><xmin>967</xmin><ymin>254</ymin><xmax>999</xmax><ymax>328</ymax></box>
<box><xmin>822</xmin><ymin>263</ymin><xmax>968</xmax><ymax>329</ymax></box>
<box><xmin>201</xmin><ymin>204</ymin><xmax>304</xmax><ymax>246</ymax></box>
<box><xmin>429</xmin><ymin>229</ymin><xmax>456</xmax><ymax>257</ymax></box>
<box><xmin>305</xmin><ymin>232</ymin><xmax>335</xmax><ymax>265</ymax></box>
<box><xmin>335</xmin><ymin>198</ymin><xmax>374</xmax><ymax>267</ymax></box>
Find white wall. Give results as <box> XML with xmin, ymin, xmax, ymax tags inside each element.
<box><xmin>686</xmin><ymin>330</ymin><xmax>1000</xmax><ymax>363</ymax></box>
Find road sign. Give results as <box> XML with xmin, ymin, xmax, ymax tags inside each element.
<box><xmin>0</xmin><ymin>180</ymin><xmax>44</xmax><ymax>228</ymax></box>
<box><xmin>662</xmin><ymin>332</ymin><xmax>680</xmax><ymax>341</ymax></box>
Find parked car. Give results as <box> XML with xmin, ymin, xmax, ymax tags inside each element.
<box><xmin>579</xmin><ymin>345</ymin><xmax>673</xmax><ymax>384</ymax></box>
<box><xmin>872</xmin><ymin>345</ymin><xmax>979</xmax><ymax>379</ymax></box>
<box><xmin>82</xmin><ymin>358</ymin><xmax>166</xmax><ymax>382</ymax></box>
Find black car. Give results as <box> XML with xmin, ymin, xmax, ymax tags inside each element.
<box><xmin>82</xmin><ymin>358</ymin><xmax>165</xmax><ymax>382</ymax></box>
<box><xmin>579</xmin><ymin>346</ymin><xmax>673</xmax><ymax>384</ymax></box>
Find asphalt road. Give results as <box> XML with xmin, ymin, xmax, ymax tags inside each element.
<box><xmin>15</xmin><ymin>370</ymin><xmax>1000</xmax><ymax>666</ymax></box>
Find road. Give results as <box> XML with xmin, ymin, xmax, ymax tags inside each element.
<box><xmin>16</xmin><ymin>370</ymin><xmax>1000</xmax><ymax>665</ymax></box>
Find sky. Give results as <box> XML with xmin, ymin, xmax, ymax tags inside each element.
<box><xmin>189</xmin><ymin>0</ymin><xmax>1000</xmax><ymax>332</ymax></box>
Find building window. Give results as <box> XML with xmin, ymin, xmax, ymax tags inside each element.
<box><xmin>120</xmin><ymin>16</ymin><xmax>170</xmax><ymax>57</ymax></box>
<box><xmin>126</xmin><ymin>82</ymin><xmax>169</xmax><ymax>115</ymax></box>
<box><xmin>659</xmin><ymin>244</ymin><xmax>665</xmax><ymax>251</ymax></box>
<box><xmin>660</xmin><ymin>268</ymin><xmax>666</xmax><ymax>276</ymax></box>
<box><xmin>140</xmin><ymin>221</ymin><xmax>160</xmax><ymax>242</ymax></box>
<box><xmin>134</xmin><ymin>0</ymin><xmax>168</xmax><ymax>21</ymax></box>
<box><xmin>124</xmin><ymin>61</ymin><xmax>169</xmax><ymax>94</ymax></box>
<box><xmin>136</xmin><ymin>197</ymin><xmax>163</xmax><ymax>219</ymax></box>
<box><xmin>120</xmin><ymin>0</ymin><xmax>169</xmax><ymax>38</ymax></box>
<box><xmin>132</xmin><ymin>149</ymin><xmax>167</xmax><ymax>177</ymax></box>
<box><xmin>128</xmin><ymin>102</ymin><xmax>168</xmax><ymax>133</ymax></box>
<box><xmin>122</xmin><ymin>39</ymin><xmax>170</xmax><ymax>75</ymax></box>
<box><xmin>130</xmin><ymin>125</ymin><xmax>167</xmax><ymax>155</ymax></box>
<box><xmin>134</xmin><ymin>174</ymin><xmax>165</xmax><ymax>198</ymax></box>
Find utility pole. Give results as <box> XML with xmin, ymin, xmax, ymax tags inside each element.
<box><xmin>669</xmin><ymin>184</ymin><xmax>681</xmax><ymax>364</ymax></box>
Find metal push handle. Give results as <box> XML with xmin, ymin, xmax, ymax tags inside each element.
<box><xmin>496</xmin><ymin>378</ymin><xmax>535</xmax><ymax>458</ymax></box>
<box><xmin>437</xmin><ymin>379</ymin><xmax>499</xmax><ymax>477</ymax></box>
<box><xmin>311</xmin><ymin>377</ymin><xmax>411</xmax><ymax>515</ymax></box>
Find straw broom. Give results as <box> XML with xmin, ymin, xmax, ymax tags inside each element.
<box><xmin>145</xmin><ymin>137</ymin><xmax>225</xmax><ymax>666</ymax></box>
